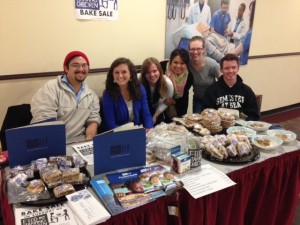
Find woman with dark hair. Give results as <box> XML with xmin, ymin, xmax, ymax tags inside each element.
<box><xmin>165</xmin><ymin>48</ymin><xmax>193</xmax><ymax>118</ymax></box>
<box><xmin>101</xmin><ymin>57</ymin><xmax>153</xmax><ymax>132</ymax></box>
<box><xmin>140</xmin><ymin>57</ymin><xmax>174</xmax><ymax>125</ymax></box>
<box><xmin>231</xmin><ymin>0</ymin><xmax>256</xmax><ymax>65</ymax></box>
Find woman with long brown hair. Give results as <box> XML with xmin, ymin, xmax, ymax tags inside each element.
<box><xmin>140</xmin><ymin>57</ymin><xmax>174</xmax><ymax>125</ymax></box>
<box><xmin>101</xmin><ymin>58</ymin><xmax>153</xmax><ymax>132</ymax></box>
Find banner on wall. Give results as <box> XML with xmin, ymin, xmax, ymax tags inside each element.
<box><xmin>75</xmin><ymin>0</ymin><xmax>119</xmax><ymax>21</ymax></box>
<box><xmin>165</xmin><ymin>0</ymin><xmax>256</xmax><ymax>65</ymax></box>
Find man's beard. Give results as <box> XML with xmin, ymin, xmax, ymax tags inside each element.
<box><xmin>75</xmin><ymin>77</ymin><xmax>85</xmax><ymax>83</ymax></box>
<box><xmin>75</xmin><ymin>73</ymin><xmax>86</xmax><ymax>83</ymax></box>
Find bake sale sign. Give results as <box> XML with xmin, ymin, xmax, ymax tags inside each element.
<box><xmin>75</xmin><ymin>0</ymin><xmax>119</xmax><ymax>20</ymax></box>
<box><xmin>14</xmin><ymin>203</ymin><xmax>78</xmax><ymax>225</ymax></box>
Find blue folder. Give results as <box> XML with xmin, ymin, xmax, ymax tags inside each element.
<box><xmin>6</xmin><ymin>121</ymin><xmax>66</xmax><ymax>167</ymax></box>
<box><xmin>93</xmin><ymin>128</ymin><xmax>146</xmax><ymax>175</ymax></box>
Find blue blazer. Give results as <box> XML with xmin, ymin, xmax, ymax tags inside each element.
<box><xmin>101</xmin><ymin>84</ymin><xmax>153</xmax><ymax>132</ymax></box>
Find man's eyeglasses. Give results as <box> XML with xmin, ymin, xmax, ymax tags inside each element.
<box><xmin>189</xmin><ymin>48</ymin><xmax>204</xmax><ymax>52</ymax></box>
<box><xmin>70</xmin><ymin>63</ymin><xmax>89</xmax><ymax>69</ymax></box>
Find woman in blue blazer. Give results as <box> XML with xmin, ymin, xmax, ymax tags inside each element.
<box><xmin>101</xmin><ymin>58</ymin><xmax>153</xmax><ymax>132</ymax></box>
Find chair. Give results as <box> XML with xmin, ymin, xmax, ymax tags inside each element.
<box><xmin>160</xmin><ymin>59</ymin><xmax>169</xmax><ymax>74</ymax></box>
<box><xmin>255</xmin><ymin>94</ymin><xmax>263</xmax><ymax>115</ymax></box>
<box><xmin>98</xmin><ymin>97</ymin><xmax>105</xmax><ymax>134</ymax></box>
<box><xmin>0</xmin><ymin>104</ymin><xmax>32</xmax><ymax>150</ymax></box>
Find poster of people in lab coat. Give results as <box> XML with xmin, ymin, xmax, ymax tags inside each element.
<box><xmin>165</xmin><ymin>0</ymin><xmax>256</xmax><ymax>65</ymax></box>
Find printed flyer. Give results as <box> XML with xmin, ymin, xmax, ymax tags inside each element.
<box><xmin>106</xmin><ymin>165</ymin><xmax>183</xmax><ymax>208</ymax></box>
<box><xmin>14</xmin><ymin>203</ymin><xmax>78</xmax><ymax>225</ymax></box>
<box><xmin>72</xmin><ymin>141</ymin><xmax>94</xmax><ymax>165</ymax></box>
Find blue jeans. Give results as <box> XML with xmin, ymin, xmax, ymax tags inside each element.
<box><xmin>193</xmin><ymin>96</ymin><xmax>203</xmax><ymax>113</ymax></box>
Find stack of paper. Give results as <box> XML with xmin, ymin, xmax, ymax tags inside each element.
<box><xmin>66</xmin><ymin>189</ymin><xmax>111</xmax><ymax>225</ymax></box>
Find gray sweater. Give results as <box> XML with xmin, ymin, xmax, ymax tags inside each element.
<box><xmin>189</xmin><ymin>57</ymin><xmax>220</xmax><ymax>99</ymax></box>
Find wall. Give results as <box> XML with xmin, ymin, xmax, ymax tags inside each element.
<box><xmin>240</xmin><ymin>0</ymin><xmax>300</xmax><ymax>109</ymax></box>
<box><xmin>1</xmin><ymin>0</ymin><xmax>300</xmax><ymax>139</ymax></box>
<box><xmin>0</xmin><ymin>0</ymin><xmax>166</xmax><ymax>75</ymax></box>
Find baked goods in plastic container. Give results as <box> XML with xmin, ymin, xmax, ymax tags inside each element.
<box><xmin>53</xmin><ymin>184</ymin><xmax>76</xmax><ymax>198</ymax></box>
<box><xmin>7</xmin><ymin>155</ymin><xmax>90</xmax><ymax>205</ymax></box>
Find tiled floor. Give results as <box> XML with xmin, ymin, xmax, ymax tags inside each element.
<box><xmin>281</xmin><ymin>117</ymin><xmax>300</xmax><ymax>140</ymax></box>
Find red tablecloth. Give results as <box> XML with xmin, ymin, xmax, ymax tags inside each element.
<box><xmin>178</xmin><ymin>150</ymin><xmax>300</xmax><ymax>225</ymax></box>
<box><xmin>99</xmin><ymin>194</ymin><xmax>180</xmax><ymax>225</ymax></box>
<box><xmin>2</xmin><ymin>150</ymin><xmax>300</xmax><ymax>225</ymax></box>
<box><xmin>1</xmin><ymin>167</ymin><xmax>15</xmax><ymax>225</ymax></box>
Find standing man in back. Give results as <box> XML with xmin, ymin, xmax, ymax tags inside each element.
<box><xmin>210</xmin><ymin>0</ymin><xmax>231</xmax><ymax>36</ymax></box>
<box><xmin>31</xmin><ymin>51</ymin><xmax>101</xmax><ymax>140</ymax></box>
<box><xmin>226</xmin><ymin>3</ymin><xmax>247</xmax><ymax>47</ymax></box>
<box><xmin>188</xmin><ymin>0</ymin><xmax>211</xmax><ymax>25</ymax></box>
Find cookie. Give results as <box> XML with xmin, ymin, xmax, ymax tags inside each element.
<box><xmin>27</xmin><ymin>179</ymin><xmax>45</xmax><ymax>193</ymax></box>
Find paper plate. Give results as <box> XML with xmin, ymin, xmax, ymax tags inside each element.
<box><xmin>266</xmin><ymin>129</ymin><xmax>297</xmax><ymax>144</ymax></box>
<box><xmin>245</xmin><ymin>121</ymin><xmax>272</xmax><ymax>132</ymax></box>
<box><xmin>251</xmin><ymin>135</ymin><xmax>283</xmax><ymax>151</ymax></box>
<box><xmin>226</xmin><ymin>126</ymin><xmax>256</xmax><ymax>138</ymax></box>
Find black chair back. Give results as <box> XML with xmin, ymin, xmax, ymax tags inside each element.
<box><xmin>0</xmin><ymin>104</ymin><xmax>32</xmax><ymax>150</ymax></box>
<box><xmin>160</xmin><ymin>59</ymin><xmax>169</xmax><ymax>74</ymax></box>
